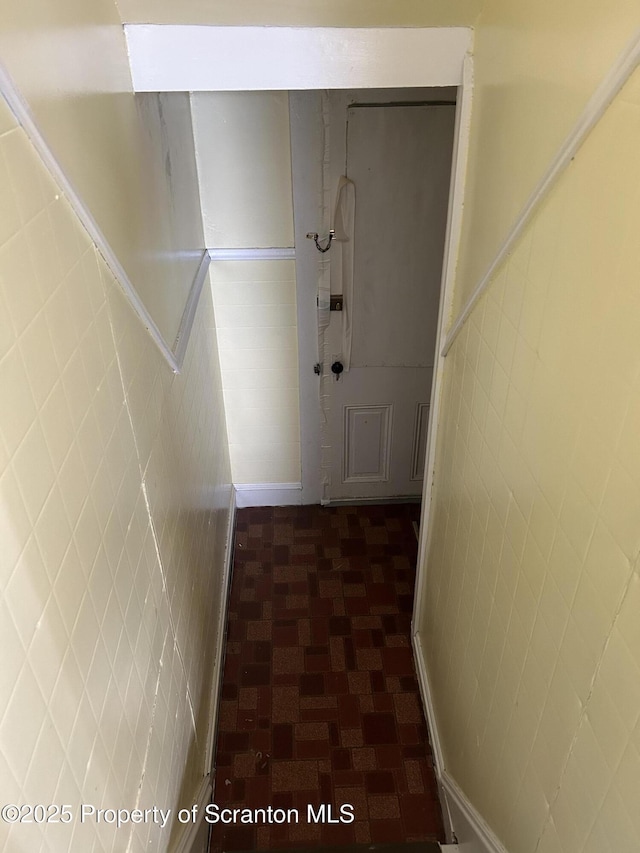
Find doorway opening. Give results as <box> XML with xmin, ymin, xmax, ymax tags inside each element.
<box><xmin>188</xmin><ymin>58</ymin><xmax>472</xmax><ymax>844</ymax></box>
<box><xmin>290</xmin><ymin>88</ymin><xmax>457</xmax><ymax>506</ymax></box>
<box><xmin>196</xmin><ymin>84</ymin><xmax>461</xmax><ymax>853</ymax></box>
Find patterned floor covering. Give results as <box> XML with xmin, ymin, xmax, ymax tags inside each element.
<box><xmin>209</xmin><ymin>504</ymin><xmax>444</xmax><ymax>852</ymax></box>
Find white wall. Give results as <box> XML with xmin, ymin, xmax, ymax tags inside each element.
<box><xmin>210</xmin><ymin>260</ymin><xmax>301</xmax><ymax>485</ymax></box>
<box><xmin>192</xmin><ymin>92</ymin><xmax>301</xmax><ymax>488</ymax></box>
<box><xmin>127</xmin><ymin>92</ymin><xmax>205</xmax><ymax>345</ymax></box>
<box><xmin>193</xmin><ymin>92</ymin><xmax>294</xmax><ymax>250</ymax></box>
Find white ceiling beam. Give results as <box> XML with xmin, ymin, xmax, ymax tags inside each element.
<box><xmin>125</xmin><ymin>25</ymin><xmax>472</xmax><ymax>92</ymax></box>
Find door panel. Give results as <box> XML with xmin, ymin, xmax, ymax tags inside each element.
<box><xmin>348</xmin><ymin>105</ymin><xmax>454</xmax><ymax>369</ymax></box>
<box><xmin>411</xmin><ymin>403</ymin><xmax>431</xmax><ymax>482</ymax></box>
<box><xmin>324</xmin><ymin>102</ymin><xmax>455</xmax><ymax>501</ymax></box>
<box><xmin>344</xmin><ymin>404</ymin><xmax>393</xmax><ymax>483</ymax></box>
<box><xmin>328</xmin><ymin>366</ymin><xmax>433</xmax><ymax>500</ymax></box>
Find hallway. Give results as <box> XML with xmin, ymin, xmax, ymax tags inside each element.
<box><xmin>3</xmin><ymin>4</ymin><xmax>640</xmax><ymax>853</ymax></box>
<box><xmin>210</xmin><ymin>504</ymin><xmax>444</xmax><ymax>852</ymax></box>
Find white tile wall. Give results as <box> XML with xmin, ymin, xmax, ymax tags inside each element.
<box><xmin>211</xmin><ymin>260</ymin><xmax>301</xmax><ymax>485</ymax></box>
<box><xmin>0</xmin><ymin>93</ymin><xmax>232</xmax><ymax>852</ymax></box>
<box><xmin>419</xmin><ymin>67</ymin><xmax>640</xmax><ymax>853</ymax></box>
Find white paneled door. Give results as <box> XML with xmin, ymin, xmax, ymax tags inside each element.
<box><xmin>325</xmin><ymin>103</ymin><xmax>456</xmax><ymax>501</ymax></box>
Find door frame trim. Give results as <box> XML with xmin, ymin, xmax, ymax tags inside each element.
<box><xmin>412</xmin><ymin>53</ymin><xmax>474</xmax><ymax>631</ymax></box>
<box><xmin>289</xmin><ymin>91</ymin><xmax>324</xmax><ymax>505</ymax></box>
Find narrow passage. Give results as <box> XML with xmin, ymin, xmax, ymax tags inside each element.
<box><xmin>210</xmin><ymin>504</ymin><xmax>444</xmax><ymax>852</ymax></box>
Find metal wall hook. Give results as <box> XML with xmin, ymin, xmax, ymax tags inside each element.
<box><xmin>306</xmin><ymin>230</ymin><xmax>335</xmax><ymax>253</ymax></box>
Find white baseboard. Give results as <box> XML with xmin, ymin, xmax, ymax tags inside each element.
<box><xmin>168</xmin><ymin>776</ymin><xmax>212</xmax><ymax>853</ymax></box>
<box><xmin>412</xmin><ymin>630</ymin><xmax>508</xmax><ymax>853</ymax></box>
<box><xmin>204</xmin><ymin>487</ymin><xmax>237</xmax><ymax>771</ymax></box>
<box><xmin>321</xmin><ymin>495</ymin><xmax>421</xmax><ymax>507</ymax></box>
<box><xmin>411</xmin><ymin>631</ymin><xmax>452</xmax><ymax>838</ymax></box>
<box><xmin>441</xmin><ymin>774</ymin><xmax>508</xmax><ymax>853</ymax></box>
<box><xmin>169</xmin><ymin>487</ymin><xmax>236</xmax><ymax>853</ymax></box>
<box><xmin>234</xmin><ymin>482</ymin><xmax>302</xmax><ymax>508</ymax></box>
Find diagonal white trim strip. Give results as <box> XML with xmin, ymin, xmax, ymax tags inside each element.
<box><xmin>442</xmin><ymin>26</ymin><xmax>640</xmax><ymax>357</ymax></box>
<box><xmin>174</xmin><ymin>250</ymin><xmax>211</xmax><ymax>368</ymax></box>
<box><xmin>0</xmin><ymin>58</ymin><xmax>209</xmax><ymax>375</ymax></box>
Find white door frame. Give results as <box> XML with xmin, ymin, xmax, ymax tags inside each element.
<box><xmin>288</xmin><ymin>91</ymin><xmax>325</xmax><ymax>505</ymax></box>
<box><xmin>125</xmin><ymin>19</ymin><xmax>473</xmax><ymax>620</ymax></box>
<box><xmin>412</xmin><ymin>54</ymin><xmax>474</xmax><ymax>630</ymax></box>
